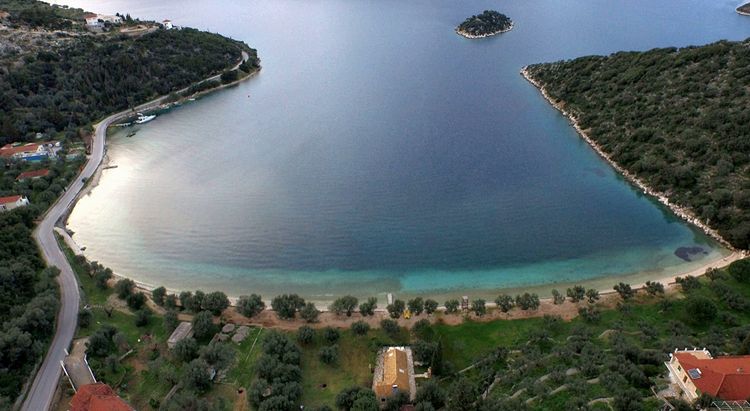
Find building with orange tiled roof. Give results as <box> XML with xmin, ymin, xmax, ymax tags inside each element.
<box><xmin>665</xmin><ymin>348</ymin><xmax>750</xmax><ymax>402</ymax></box>
<box><xmin>16</xmin><ymin>168</ymin><xmax>50</xmax><ymax>181</ymax></box>
<box><xmin>70</xmin><ymin>383</ymin><xmax>133</xmax><ymax>411</ymax></box>
<box><xmin>374</xmin><ymin>347</ymin><xmax>412</xmax><ymax>402</ymax></box>
<box><xmin>0</xmin><ymin>141</ymin><xmax>61</xmax><ymax>161</ymax></box>
<box><xmin>0</xmin><ymin>195</ymin><xmax>29</xmax><ymax>212</ymax></box>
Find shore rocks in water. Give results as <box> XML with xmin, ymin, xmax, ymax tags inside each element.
<box><xmin>674</xmin><ymin>246</ymin><xmax>708</xmax><ymax>262</ymax></box>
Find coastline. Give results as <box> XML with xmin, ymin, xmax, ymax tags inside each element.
<box><xmin>455</xmin><ymin>21</ymin><xmax>514</xmax><ymax>39</ymax></box>
<box><xmin>520</xmin><ymin>66</ymin><xmax>738</xmax><ymax>252</ymax></box>
<box><xmin>736</xmin><ymin>4</ymin><xmax>750</xmax><ymax>16</ymax></box>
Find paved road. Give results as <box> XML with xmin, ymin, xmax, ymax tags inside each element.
<box><xmin>21</xmin><ymin>51</ymin><xmax>250</xmax><ymax>411</ymax></box>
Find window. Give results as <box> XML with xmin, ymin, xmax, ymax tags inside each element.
<box><xmin>683</xmin><ymin>376</ymin><xmax>688</xmax><ymax>383</ymax></box>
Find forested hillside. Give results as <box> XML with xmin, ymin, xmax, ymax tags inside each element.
<box><xmin>526</xmin><ymin>40</ymin><xmax>750</xmax><ymax>249</ymax></box>
<box><xmin>0</xmin><ymin>1</ymin><xmax>259</xmax><ymax>145</ymax></box>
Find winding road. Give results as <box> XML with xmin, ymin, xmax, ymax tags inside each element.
<box><xmin>21</xmin><ymin>51</ymin><xmax>250</xmax><ymax>411</ymax></box>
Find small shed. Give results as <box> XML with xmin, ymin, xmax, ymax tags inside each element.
<box><xmin>167</xmin><ymin>322</ymin><xmax>193</xmax><ymax>349</ymax></box>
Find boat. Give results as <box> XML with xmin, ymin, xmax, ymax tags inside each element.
<box><xmin>135</xmin><ymin>113</ymin><xmax>156</xmax><ymax>124</ymax></box>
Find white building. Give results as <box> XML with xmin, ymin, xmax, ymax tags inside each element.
<box><xmin>0</xmin><ymin>195</ymin><xmax>30</xmax><ymax>212</ymax></box>
<box><xmin>162</xmin><ymin>19</ymin><xmax>174</xmax><ymax>30</ymax></box>
<box><xmin>84</xmin><ymin>13</ymin><xmax>122</xmax><ymax>27</ymax></box>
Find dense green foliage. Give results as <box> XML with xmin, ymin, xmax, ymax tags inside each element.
<box><xmin>0</xmin><ymin>153</ymin><xmax>81</xmax><ymax>402</ymax></box>
<box><xmin>456</xmin><ymin>10</ymin><xmax>512</xmax><ymax>37</ymax></box>
<box><xmin>526</xmin><ymin>40</ymin><xmax>750</xmax><ymax>248</ymax></box>
<box><xmin>1</xmin><ymin>7</ymin><xmax>259</xmax><ymax>146</ymax></box>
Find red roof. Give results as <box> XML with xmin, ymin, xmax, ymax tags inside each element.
<box><xmin>70</xmin><ymin>383</ymin><xmax>133</xmax><ymax>411</ymax></box>
<box><xmin>0</xmin><ymin>143</ymin><xmax>40</xmax><ymax>158</ymax></box>
<box><xmin>83</xmin><ymin>12</ymin><xmax>98</xmax><ymax>18</ymax></box>
<box><xmin>675</xmin><ymin>352</ymin><xmax>750</xmax><ymax>401</ymax></box>
<box><xmin>16</xmin><ymin>169</ymin><xmax>50</xmax><ymax>180</ymax></box>
<box><xmin>0</xmin><ymin>195</ymin><xmax>22</xmax><ymax>205</ymax></box>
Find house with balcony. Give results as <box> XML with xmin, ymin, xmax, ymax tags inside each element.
<box><xmin>665</xmin><ymin>348</ymin><xmax>750</xmax><ymax>403</ymax></box>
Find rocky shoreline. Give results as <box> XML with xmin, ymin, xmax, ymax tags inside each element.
<box><xmin>520</xmin><ymin>66</ymin><xmax>737</xmax><ymax>251</ymax></box>
<box><xmin>456</xmin><ymin>22</ymin><xmax>514</xmax><ymax>39</ymax></box>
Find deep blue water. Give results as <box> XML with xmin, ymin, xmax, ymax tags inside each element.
<box><xmin>62</xmin><ymin>0</ymin><xmax>749</xmax><ymax>300</ymax></box>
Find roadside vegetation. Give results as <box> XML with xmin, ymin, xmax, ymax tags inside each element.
<box><xmin>0</xmin><ymin>154</ymin><xmax>84</xmax><ymax>405</ymax></box>
<box><xmin>526</xmin><ymin>39</ymin><xmax>750</xmax><ymax>249</ymax></box>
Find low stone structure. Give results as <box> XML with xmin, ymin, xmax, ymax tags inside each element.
<box><xmin>167</xmin><ymin>322</ymin><xmax>193</xmax><ymax>349</ymax></box>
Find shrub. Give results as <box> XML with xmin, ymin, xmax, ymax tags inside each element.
<box><xmin>411</xmin><ymin>319</ymin><xmax>431</xmax><ymax>339</ymax></box>
<box><xmin>319</xmin><ymin>345</ymin><xmax>338</xmax><ymax>365</ymax></box>
<box><xmin>387</xmin><ymin>300</ymin><xmax>405</xmax><ymax>319</ymax></box>
<box><xmin>685</xmin><ymin>296</ymin><xmax>718</xmax><ymax>323</ymax></box>
<box><xmin>351</xmin><ymin>320</ymin><xmax>370</xmax><ymax>335</ymax></box>
<box><xmin>578</xmin><ymin>306</ymin><xmax>600</xmax><ymax>323</ymax></box>
<box><xmin>330</xmin><ymin>296</ymin><xmax>358</xmax><ymax>317</ymax></box>
<box><xmin>78</xmin><ymin>309</ymin><xmax>92</xmax><ymax>328</ymax></box>
<box><xmin>164</xmin><ymin>293</ymin><xmax>178</xmax><ymax>309</ymax></box>
<box><xmin>173</xmin><ymin>337</ymin><xmax>199</xmax><ymax>362</ymax></box>
<box><xmin>444</xmin><ymin>299</ymin><xmax>460</xmax><ymax>314</ymax></box>
<box><xmin>94</xmin><ymin>270</ymin><xmax>111</xmax><ymax>290</ymax></box>
<box><xmin>271</xmin><ymin>294</ymin><xmax>305</xmax><ymax>320</ymax></box>
<box><xmin>675</xmin><ymin>275</ymin><xmax>701</xmax><ymax>292</ymax></box>
<box><xmin>358</xmin><ymin>297</ymin><xmax>377</xmax><ymax>316</ymax></box>
<box><xmin>495</xmin><ymin>294</ymin><xmax>514</xmax><ymax>313</ymax></box>
<box><xmin>192</xmin><ymin>310</ymin><xmax>215</xmax><ymax>340</ymax></box>
<box><xmin>152</xmin><ymin>286</ymin><xmax>166</xmax><ymax>306</ymax></box>
<box><xmin>424</xmin><ymin>299</ymin><xmax>438</xmax><ymax>314</ymax></box>
<box><xmin>300</xmin><ymin>302</ymin><xmax>320</xmax><ymax>323</ymax></box>
<box><xmin>220</xmin><ymin>69</ymin><xmax>239</xmax><ymax>84</ymax></box>
<box><xmin>515</xmin><ymin>293</ymin><xmax>540</xmax><ymax>310</ymax></box>
<box><xmin>134</xmin><ymin>308</ymin><xmax>151</xmax><ymax>327</ymax></box>
<box><xmin>585</xmin><ymin>288</ymin><xmax>600</xmax><ymax>304</ymax></box>
<box><xmin>237</xmin><ymin>294</ymin><xmax>265</xmax><ymax>317</ymax></box>
<box><xmin>164</xmin><ymin>310</ymin><xmax>179</xmax><ymax>333</ymax></box>
<box><xmin>126</xmin><ymin>292</ymin><xmax>146</xmax><ymax>310</ymax></box>
<box><xmin>415</xmin><ymin>380</ymin><xmax>446</xmax><ymax>409</ymax></box>
<box><xmin>182</xmin><ymin>359</ymin><xmax>212</xmax><ymax>392</ymax></box>
<box><xmin>380</xmin><ymin>319</ymin><xmax>400</xmax><ymax>336</ymax></box>
<box><xmin>470</xmin><ymin>299</ymin><xmax>486</xmax><ymax>316</ymax></box>
<box><xmin>202</xmin><ymin>291</ymin><xmax>229</xmax><ymax>315</ymax></box>
<box><xmin>551</xmin><ymin>289</ymin><xmax>565</xmax><ymax>304</ymax></box>
<box><xmin>613</xmin><ymin>282</ymin><xmax>635</xmax><ymax>300</ymax></box>
<box><xmin>407</xmin><ymin>297</ymin><xmax>424</xmax><ymax>315</ymax></box>
<box><xmin>645</xmin><ymin>281</ymin><xmax>664</xmax><ymax>296</ymax></box>
<box><xmin>115</xmin><ymin>278</ymin><xmax>135</xmax><ymax>299</ymax></box>
<box><xmin>728</xmin><ymin>259</ymin><xmax>750</xmax><ymax>282</ymax></box>
<box><xmin>566</xmin><ymin>285</ymin><xmax>586</xmax><ymax>302</ymax></box>
<box><xmin>323</xmin><ymin>327</ymin><xmax>340</xmax><ymax>343</ymax></box>
<box><xmin>297</xmin><ymin>325</ymin><xmax>315</xmax><ymax>344</ymax></box>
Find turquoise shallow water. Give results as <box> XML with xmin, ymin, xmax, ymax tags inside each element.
<box><xmin>62</xmin><ymin>0</ymin><xmax>748</xmax><ymax>301</ymax></box>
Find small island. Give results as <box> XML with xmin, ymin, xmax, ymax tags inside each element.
<box><xmin>456</xmin><ymin>10</ymin><xmax>513</xmax><ymax>39</ymax></box>
<box><xmin>737</xmin><ymin>3</ymin><xmax>750</xmax><ymax>16</ymax></box>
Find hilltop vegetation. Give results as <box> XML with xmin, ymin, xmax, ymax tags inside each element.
<box><xmin>456</xmin><ymin>10</ymin><xmax>513</xmax><ymax>38</ymax></box>
<box><xmin>0</xmin><ymin>0</ymin><xmax>260</xmax><ymax>146</ymax></box>
<box><xmin>526</xmin><ymin>39</ymin><xmax>750</xmax><ymax>249</ymax></box>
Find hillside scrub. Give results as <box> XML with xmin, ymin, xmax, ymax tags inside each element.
<box><xmin>526</xmin><ymin>39</ymin><xmax>750</xmax><ymax>249</ymax></box>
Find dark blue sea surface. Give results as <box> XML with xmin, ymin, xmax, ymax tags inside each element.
<box><xmin>63</xmin><ymin>0</ymin><xmax>748</xmax><ymax>300</ymax></box>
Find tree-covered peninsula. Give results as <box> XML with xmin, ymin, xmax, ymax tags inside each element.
<box><xmin>738</xmin><ymin>3</ymin><xmax>750</xmax><ymax>15</ymax></box>
<box><xmin>456</xmin><ymin>10</ymin><xmax>513</xmax><ymax>39</ymax></box>
<box><xmin>525</xmin><ymin>39</ymin><xmax>750</xmax><ymax>249</ymax></box>
<box><xmin>0</xmin><ymin>0</ymin><xmax>260</xmax><ymax>146</ymax></box>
